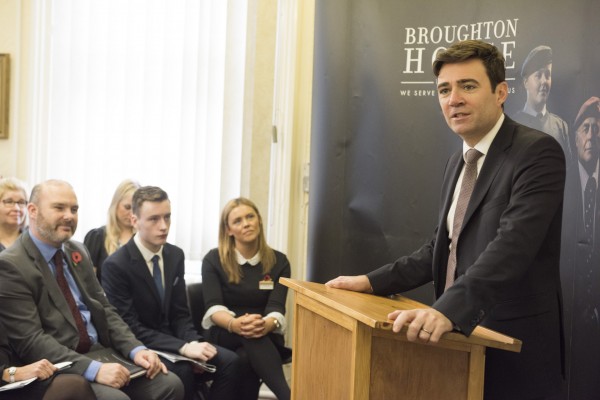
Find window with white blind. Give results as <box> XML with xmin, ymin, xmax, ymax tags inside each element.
<box><xmin>25</xmin><ymin>0</ymin><xmax>254</xmax><ymax>264</ymax></box>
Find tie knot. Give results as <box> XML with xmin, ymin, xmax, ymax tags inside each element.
<box><xmin>465</xmin><ymin>148</ymin><xmax>483</xmax><ymax>165</ymax></box>
<box><xmin>151</xmin><ymin>255</ymin><xmax>160</xmax><ymax>264</ymax></box>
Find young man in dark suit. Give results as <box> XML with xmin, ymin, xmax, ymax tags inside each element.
<box><xmin>102</xmin><ymin>186</ymin><xmax>240</xmax><ymax>400</ymax></box>
<box><xmin>0</xmin><ymin>180</ymin><xmax>184</xmax><ymax>400</ymax></box>
<box><xmin>327</xmin><ymin>40</ymin><xmax>566</xmax><ymax>400</ymax></box>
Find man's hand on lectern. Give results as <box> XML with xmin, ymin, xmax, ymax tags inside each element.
<box><xmin>325</xmin><ymin>275</ymin><xmax>373</xmax><ymax>293</ymax></box>
<box><xmin>387</xmin><ymin>308</ymin><xmax>453</xmax><ymax>344</ymax></box>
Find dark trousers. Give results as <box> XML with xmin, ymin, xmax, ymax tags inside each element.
<box><xmin>209</xmin><ymin>327</ymin><xmax>290</xmax><ymax>400</ymax></box>
<box><xmin>161</xmin><ymin>344</ymin><xmax>240</xmax><ymax>400</ymax></box>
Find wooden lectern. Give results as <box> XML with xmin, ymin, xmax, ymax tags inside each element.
<box><xmin>281</xmin><ymin>278</ymin><xmax>521</xmax><ymax>400</ymax></box>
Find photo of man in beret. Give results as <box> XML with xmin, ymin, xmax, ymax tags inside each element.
<box><xmin>513</xmin><ymin>45</ymin><xmax>571</xmax><ymax>158</ymax></box>
<box><xmin>562</xmin><ymin>96</ymin><xmax>600</xmax><ymax>398</ymax></box>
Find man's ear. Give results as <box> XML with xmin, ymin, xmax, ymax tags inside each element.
<box><xmin>496</xmin><ymin>81</ymin><xmax>509</xmax><ymax>106</ymax></box>
<box><xmin>27</xmin><ymin>203</ymin><xmax>37</xmax><ymax>221</ymax></box>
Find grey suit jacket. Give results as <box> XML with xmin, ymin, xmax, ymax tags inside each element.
<box><xmin>368</xmin><ymin>116</ymin><xmax>566</xmax><ymax>399</ymax></box>
<box><xmin>0</xmin><ymin>230</ymin><xmax>143</xmax><ymax>375</ymax></box>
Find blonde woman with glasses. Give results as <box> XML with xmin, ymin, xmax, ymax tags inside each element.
<box><xmin>0</xmin><ymin>178</ymin><xmax>28</xmax><ymax>252</ymax></box>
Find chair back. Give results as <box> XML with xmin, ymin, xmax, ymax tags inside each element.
<box><xmin>186</xmin><ymin>282</ymin><xmax>205</xmax><ymax>335</ymax></box>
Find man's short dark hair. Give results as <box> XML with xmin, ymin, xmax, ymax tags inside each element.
<box><xmin>433</xmin><ymin>40</ymin><xmax>506</xmax><ymax>92</ymax></box>
<box><xmin>132</xmin><ymin>186</ymin><xmax>169</xmax><ymax>216</ymax></box>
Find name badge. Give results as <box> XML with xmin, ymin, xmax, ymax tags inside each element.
<box><xmin>259</xmin><ymin>275</ymin><xmax>274</xmax><ymax>290</ymax></box>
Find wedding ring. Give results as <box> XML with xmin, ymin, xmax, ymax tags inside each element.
<box><xmin>421</xmin><ymin>327</ymin><xmax>432</xmax><ymax>335</ymax></box>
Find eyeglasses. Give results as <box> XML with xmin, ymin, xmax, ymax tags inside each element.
<box><xmin>2</xmin><ymin>199</ymin><xmax>27</xmax><ymax>208</ymax></box>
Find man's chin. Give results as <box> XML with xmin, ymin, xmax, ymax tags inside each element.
<box><xmin>58</xmin><ymin>233</ymin><xmax>74</xmax><ymax>242</ymax></box>
<box><xmin>38</xmin><ymin>231</ymin><xmax>72</xmax><ymax>246</ymax></box>
<box><xmin>54</xmin><ymin>226</ymin><xmax>75</xmax><ymax>238</ymax></box>
<box><xmin>151</xmin><ymin>238</ymin><xmax>168</xmax><ymax>248</ymax></box>
<box><xmin>536</xmin><ymin>94</ymin><xmax>549</xmax><ymax>102</ymax></box>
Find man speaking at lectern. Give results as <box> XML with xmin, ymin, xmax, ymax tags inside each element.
<box><xmin>327</xmin><ymin>40</ymin><xmax>565</xmax><ymax>400</ymax></box>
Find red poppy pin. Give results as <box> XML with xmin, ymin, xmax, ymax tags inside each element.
<box><xmin>71</xmin><ymin>251</ymin><xmax>82</xmax><ymax>266</ymax></box>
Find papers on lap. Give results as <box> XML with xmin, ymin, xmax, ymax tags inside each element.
<box><xmin>87</xmin><ymin>348</ymin><xmax>146</xmax><ymax>378</ymax></box>
<box><xmin>152</xmin><ymin>350</ymin><xmax>217</xmax><ymax>373</ymax></box>
<box><xmin>0</xmin><ymin>377</ymin><xmax>37</xmax><ymax>392</ymax></box>
<box><xmin>0</xmin><ymin>361</ymin><xmax>73</xmax><ymax>392</ymax></box>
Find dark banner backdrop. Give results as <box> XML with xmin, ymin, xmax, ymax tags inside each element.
<box><xmin>307</xmin><ymin>0</ymin><xmax>600</xmax><ymax>398</ymax></box>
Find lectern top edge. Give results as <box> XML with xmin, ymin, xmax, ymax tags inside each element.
<box><xmin>281</xmin><ymin>277</ymin><xmax>521</xmax><ymax>353</ymax></box>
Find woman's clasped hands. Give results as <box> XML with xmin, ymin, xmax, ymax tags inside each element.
<box><xmin>235</xmin><ymin>313</ymin><xmax>268</xmax><ymax>339</ymax></box>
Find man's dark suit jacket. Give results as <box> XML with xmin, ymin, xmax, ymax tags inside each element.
<box><xmin>0</xmin><ymin>230</ymin><xmax>144</xmax><ymax>375</ymax></box>
<box><xmin>367</xmin><ymin>116</ymin><xmax>566</xmax><ymax>400</ymax></box>
<box><xmin>101</xmin><ymin>238</ymin><xmax>201</xmax><ymax>353</ymax></box>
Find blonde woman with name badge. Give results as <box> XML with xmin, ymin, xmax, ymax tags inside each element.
<box><xmin>201</xmin><ymin>198</ymin><xmax>291</xmax><ymax>400</ymax></box>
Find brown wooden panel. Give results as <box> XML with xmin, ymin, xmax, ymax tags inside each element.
<box><xmin>467</xmin><ymin>345</ymin><xmax>485</xmax><ymax>400</ymax></box>
<box><xmin>296</xmin><ymin>292</ymin><xmax>356</xmax><ymax>331</ymax></box>
<box><xmin>293</xmin><ymin>305</ymin><xmax>352</xmax><ymax>399</ymax></box>
<box><xmin>350</xmin><ymin>321</ymin><xmax>372</xmax><ymax>400</ymax></box>
<box><xmin>370</xmin><ymin>335</ymin><xmax>470</xmax><ymax>399</ymax></box>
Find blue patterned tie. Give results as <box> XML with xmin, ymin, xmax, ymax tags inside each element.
<box><xmin>152</xmin><ymin>255</ymin><xmax>164</xmax><ymax>302</ymax></box>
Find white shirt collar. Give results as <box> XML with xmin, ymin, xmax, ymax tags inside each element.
<box><xmin>235</xmin><ymin>248</ymin><xmax>261</xmax><ymax>266</ymax></box>
<box><xmin>462</xmin><ymin>113</ymin><xmax>504</xmax><ymax>158</ymax></box>
<box><xmin>134</xmin><ymin>234</ymin><xmax>163</xmax><ymax>262</ymax></box>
